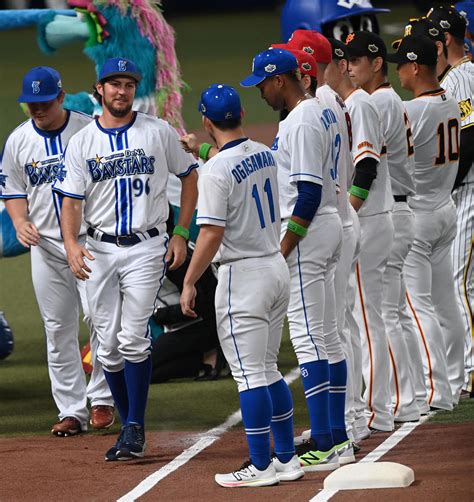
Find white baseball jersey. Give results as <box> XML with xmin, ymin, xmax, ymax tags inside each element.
<box><xmin>0</xmin><ymin>110</ymin><xmax>91</xmax><ymax>240</ymax></box>
<box><xmin>371</xmin><ymin>84</ymin><xmax>415</xmax><ymax>197</ymax></box>
<box><xmin>440</xmin><ymin>62</ymin><xmax>474</xmax><ymax>184</ymax></box>
<box><xmin>317</xmin><ymin>84</ymin><xmax>355</xmax><ymax>228</ymax></box>
<box><xmin>196</xmin><ymin>138</ymin><xmax>280</xmax><ymax>264</ymax></box>
<box><xmin>404</xmin><ymin>90</ymin><xmax>461</xmax><ymax>211</ymax></box>
<box><xmin>345</xmin><ymin>88</ymin><xmax>393</xmax><ymax>216</ymax></box>
<box><xmin>272</xmin><ymin>97</ymin><xmax>339</xmax><ymax>220</ymax></box>
<box><xmin>53</xmin><ymin>112</ymin><xmax>198</xmax><ymax>235</ymax></box>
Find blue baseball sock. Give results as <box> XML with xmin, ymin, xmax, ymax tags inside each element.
<box><xmin>300</xmin><ymin>360</ymin><xmax>333</xmax><ymax>452</ymax></box>
<box><xmin>124</xmin><ymin>356</ymin><xmax>152</xmax><ymax>426</ymax></box>
<box><xmin>329</xmin><ymin>360</ymin><xmax>349</xmax><ymax>444</ymax></box>
<box><xmin>103</xmin><ymin>368</ymin><xmax>129</xmax><ymax>425</ymax></box>
<box><xmin>240</xmin><ymin>386</ymin><xmax>272</xmax><ymax>471</ymax></box>
<box><xmin>268</xmin><ymin>378</ymin><xmax>295</xmax><ymax>463</ymax></box>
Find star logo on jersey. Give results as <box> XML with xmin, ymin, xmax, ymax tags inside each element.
<box><xmin>30</xmin><ymin>158</ymin><xmax>39</xmax><ymax>169</ymax></box>
<box><xmin>302</xmin><ymin>45</ymin><xmax>315</xmax><ymax>55</ymax></box>
<box><xmin>346</xmin><ymin>33</ymin><xmax>355</xmax><ymax>44</ymax></box>
<box><xmin>459</xmin><ymin>98</ymin><xmax>473</xmax><ymax>120</ymax></box>
<box><xmin>32</xmin><ymin>81</ymin><xmax>40</xmax><ymax>94</ymax></box>
<box><xmin>95</xmin><ymin>154</ymin><xmax>103</xmax><ymax>165</ymax></box>
<box><xmin>0</xmin><ymin>173</ymin><xmax>7</xmax><ymax>189</ymax></box>
<box><xmin>406</xmin><ymin>52</ymin><xmax>418</xmax><ymax>61</ymax></box>
<box><xmin>118</xmin><ymin>60</ymin><xmax>127</xmax><ymax>72</ymax></box>
<box><xmin>265</xmin><ymin>64</ymin><xmax>277</xmax><ymax>73</ymax></box>
<box><xmin>368</xmin><ymin>44</ymin><xmax>379</xmax><ymax>53</ymax></box>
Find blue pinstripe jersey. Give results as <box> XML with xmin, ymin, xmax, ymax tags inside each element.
<box><xmin>0</xmin><ymin>110</ymin><xmax>91</xmax><ymax>241</ymax></box>
<box><xmin>53</xmin><ymin>112</ymin><xmax>198</xmax><ymax>235</ymax></box>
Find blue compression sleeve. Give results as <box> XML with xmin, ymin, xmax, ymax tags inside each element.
<box><xmin>292</xmin><ymin>181</ymin><xmax>322</xmax><ymax>221</ymax></box>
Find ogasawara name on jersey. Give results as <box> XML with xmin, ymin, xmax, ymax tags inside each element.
<box><xmin>86</xmin><ymin>148</ymin><xmax>155</xmax><ymax>183</ymax></box>
<box><xmin>230</xmin><ymin>150</ymin><xmax>276</xmax><ymax>184</ymax></box>
<box><xmin>25</xmin><ymin>156</ymin><xmax>66</xmax><ymax>187</ymax></box>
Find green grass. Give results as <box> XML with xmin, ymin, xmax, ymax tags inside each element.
<box><xmin>428</xmin><ymin>398</ymin><xmax>474</xmax><ymax>424</ymax></box>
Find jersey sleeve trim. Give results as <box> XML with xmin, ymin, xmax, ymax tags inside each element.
<box><xmin>0</xmin><ymin>194</ymin><xmax>27</xmax><ymax>199</ymax></box>
<box><xmin>196</xmin><ymin>216</ymin><xmax>226</xmax><ymax>227</ymax></box>
<box><xmin>353</xmin><ymin>150</ymin><xmax>381</xmax><ymax>163</ymax></box>
<box><xmin>52</xmin><ymin>187</ymin><xmax>85</xmax><ymax>200</ymax></box>
<box><xmin>289</xmin><ymin>172</ymin><xmax>323</xmax><ymax>181</ymax></box>
<box><xmin>461</xmin><ymin>122</ymin><xmax>474</xmax><ymax>130</ymax></box>
<box><xmin>176</xmin><ymin>163</ymin><xmax>199</xmax><ymax>178</ymax></box>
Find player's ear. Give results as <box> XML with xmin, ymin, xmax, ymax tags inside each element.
<box><xmin>96</xmin><ymin>81</ymin><xmax>104</xmax><ymax>97</ymax></box>
<box><xmin>240</xmin><ymin>108</ymin><xmax>245</xmax><ymax>120</ymax></box>
<box><xmin>372</xmin><ymin>56</ymin><xmax>383</xmax><ymax>73</ymax></box>
<box><xmin>57</xmin><ymin>90</ymin><xmax>65</xmax><ymax>105</ymax></box>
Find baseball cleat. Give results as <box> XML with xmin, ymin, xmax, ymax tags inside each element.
<box><xmin>90</xmin><ymin>405</ymin><xmax>115</xmax><ymax>430</ymax></box>
<box><xmin>51</xmin><ymin>417</ymin><xmax>82</xmax><ymax>437</ymax></box>
<box><xmin>294</xmin><ymin>428</ymin><xmax>311</xmax><ymax>446</ymax></box>
<box><xmin>272</xmin><ymin>454</ymin><xmax>305</xmax><ymax>481</ymax></box>
<box><xmin>334</xmin><ymin>439</ymin><xmax>356</xmax><ymax>465</ymax></box>
<box><xmin>116</xmin><ymin>424</ymin><xmax>146</xmax><ymax>460</ymax></box>
<box><xmin>104</xmin><ymin>428</ymin><xmax>126</xmax><ymax>462</ymax></box>
<box><xmin>297</xmin><ymin>439</ymin><xmax>340</xmax><ymax>472</ymax></box>
<box><xmin>215</xmin><ymin>460</ymin><xmax>279</xmax><ymax>488</ymax></box>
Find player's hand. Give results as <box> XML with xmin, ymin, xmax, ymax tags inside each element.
<box><xmin>180</xmin><ymin>283</ymin><xmax>198</xmax><ymax>318</ymax></box>
<box><xmin>64</xmin><ymin>241</ymin><xmax>95</xmax><ymax>281</ymax></box>
<box><xmin>166</xmin><ymin>234</ymin><xmax>187</xmax><ymax>271</ymax></box>
<box><xmin>16</xmin><ymin>220</ymin><xmax>40</xmax><ymax>247</ymax></box>
<box><xmin>180</xmin><ymin>134</ymin><xmax>199</xmax><ymax>156</ymax></box>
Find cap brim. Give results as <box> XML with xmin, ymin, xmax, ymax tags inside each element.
<box><xmin>17</xmin><ymin>91</ymin><xmax>61</xmax><ymax>103</ymax></box>
<box><xmin>239</xmin><ymin>74</ymin><xmax>266</xmax><ymax>87</ymax></box>
<box><xmin>100</xmin><ymin>71</ymin><xmax>142</xmax><ymax>82</ymax></box>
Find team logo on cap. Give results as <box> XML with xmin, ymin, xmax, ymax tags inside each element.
<box><xmin>407</xmin><ymin>52</ymin><xmax>418</xmax><ymax>61</ymax></box>
<box><xmin>440</xmin><ymin>20</ymin><xmax>451</xmax><ymax>29</ymax></box>
<box><xmin>32</xmin><ymin>81</ymin><xmax>40</xmax><ymax>94</ymax></box>
<box><xmin>200</xmin><ymin>103</ymin><xmax>206</xmax><ymax>113</ymax></box>
<box><xmin>302</xmin><ymin>45</ymin><xmax>314</xmax><ymax>54</ymax></box>
<box><xmin>225</xmin><ymin>111</ymin><xmax>233</xmax><ymax>119</ymax></box>
<box><xmin>335</xmin><ymin>48</ymin><xmax>345</xmax><ymax>58</ymax></box>
<box><xmin>346</xmin><ymin>33</ymin><xmax>355</xmax><ymax>44</ymax></box>
<box><xmin>404</xmin><ymin>25</ymin><xmax>413</xmax><ymax>36</ymax></box>
<box><xmin>265</xmin><ymin>64</ymin><xmax>277</xmax><ymax>73</ymax></box>
<box><xmin>428</xmin><ymin>27</ymin><xmax>440</xmax><ymax>37</ymax></box>
<box><xmin>57</xmin><ymin>79</ymin><xmax>62</xmax><ymax>89</ymax></box>
<box><xmin>118</xmin><ymin>60</ymin><xmax>127</xmax><ymax>72</ymax></box>
<box><xmin>301</xmin><ymin>62</ymin><xmax>312</xmax><ymax>71</ymax></box>
<box><xmin>368</xmin><ymin>44</ymin><xmax>379</xmax><ymax>53</ymax></box>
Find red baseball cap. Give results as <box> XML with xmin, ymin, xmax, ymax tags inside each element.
<box><xmin>271</xmin><ymin>44</ymin><xmax>318</xmax><ymax>78</ymax></box>
<box><xmin>286</xmin><ymin>29</ymin><xmax>333</xmax><ymax>64</ymax></box>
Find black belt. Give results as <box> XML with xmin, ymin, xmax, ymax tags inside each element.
<box><xmin>394</xmin><ymin>195</ymin><xmax>407</xmax><ymax>202</ymax></box>
<box><xmin>87</xmin><ymin>227</ymin><xmax>159</xmax><ymax>247</ymax></box>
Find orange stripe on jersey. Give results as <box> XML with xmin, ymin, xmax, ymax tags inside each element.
<box><xmin>356</xmin><ymin>263</ymin><xmax>376</xmax><ymax>427</ymax></box>
<box><xmin>353</xmin><ymin>149</ymin><xmax>381</xmax><ymax>163</ymax></box>
<box><xmin>388</xmin><ymin>344</ymin><xmax>400</xmax><ymax>416</ymax></box>
<box><xmin>415</xmin><ymin>90</ymin><xmax>446</xmax><ymax>99</ymax></box>
<box><xmin>406</xmin><ymin>291</ymin><xmax>435</xmax><ymax>404</ymax></box>
<box><xmin>464</xmin><ymin>238</ymin><xmax>474</xmax><ymax>393</ymax></box>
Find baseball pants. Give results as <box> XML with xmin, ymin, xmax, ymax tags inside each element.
<box><xmin>382</xmin><ymin>203</ymin><xmax>420</xmax><ymax>422</ymax></box>
<box><xmin>31</xmin><ymin>238</ymin><xmax>111</xmax><ymax>430</ymax></box>
<box><xmin>451</xmin><ymin>183</ymin><xmax>474</xmax><ymax>393</ymax></box>
<box><xmin>355</xmin><ymin>211</ymin><xmax>395</xmax><ymax>431</ymax></box>
<box><xmin>214</xmin><ymin>253</ymin><xmax>290</xmax><ymax>393</ymax></box>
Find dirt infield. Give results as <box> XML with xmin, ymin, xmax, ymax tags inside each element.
<box><xmin>1</xmin><ymin>421</ymin><xmax>472</xmax><ymax>501</ymax></box>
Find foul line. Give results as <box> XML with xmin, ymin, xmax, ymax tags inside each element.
<box><xmin>309</xmin><ymin>412</ymin><xmax>435</xmax><ymax>502</ymax></box>
<box><xmin>117</xmin><ymin>366</ymin><xmax>301</xmax><ymax>502</ymax></box>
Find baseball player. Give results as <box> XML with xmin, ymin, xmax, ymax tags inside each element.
<box><xmin>427</xmin><ymin>5</ymin><xmax>474</xmax><ymax>397</ymax></box>
<box><xmin>326</xmin><ymin>35</ymin><xmax>395</xmax><ymax>433</ymax></box>
<box><xmin>242</xmin><ymin>48</ymin><xmax>345</xmax><ymax>471</ymax></box>
<box><xmin>0</xmin><ymin>66</ymin><xmax>113</xmax><ymax>436</ymax></box>
<box><xmin>53</xmin><ymin>57</ymin><xmax>199</xmax><ymax>461</ymax></box>
<box><xmin>346</xmin><ymin>31</ymin><xmax>420</xmax><ymax>422</ymax></box>
<box><xmin>181</xmin><ymin>83</ymin><xmax>303</xmax><ymax>488</ymax></box>
<box><xmin>388</xmin><ymin>35</ymin><xmax>462</xmax><ymax>410</ymax></box>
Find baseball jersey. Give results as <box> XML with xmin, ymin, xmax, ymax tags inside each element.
<box><xmin>345</xmin><ymin>88</ymin><xmax>393</xmax><ymax>216</ymax></box>
<box><xmin>316</xmin><ymin>84</ymin><xmax>354</xmax><ymax>228</ymax></box>
<box><xmin>272</xmin><ymin>97</ymin><xmax>339</xmax><ymax>220</ymax></box>
<box><xmin>196</xmin><ymin>138</ymin><xmax>280</xmax><ymax>264</ymax></box>
<box><xmin>440</xmin><ymin>61</ymin><xmax>474</xmax><ymax>184</ymax></box>
<box><xmin>371</xmin><ymin>84</ymin><xmax>415</xmax><ymax>197</ymax></box>
<box><xmin>404</xmin><ymin>89</ymin><xmax>460</xmax><ymax>211</ymax></box>
<box><xmin>0</xmin><ymin>110</ymin><xmax>91</xmax><ymax>241</ymax></box>
<box><xmin>53</xmin><ymin>112</ymin><xmax>198</xmax><ymax>235</ymax></box>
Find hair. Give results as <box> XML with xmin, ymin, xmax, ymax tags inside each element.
<box><xmin>309</xmin><ymin>76</ymin><xmax>318</xmax><ymax>95</ymax></box>
<box><xmin>209</xmin><ymin>116</ymin><xmax>242</xmax><ymax>130</ymax></box>
<box><xmin>452</xmin><ymin>35</ymin><xmax>466</xmax><ymax>47</ymax></box>
<box><xmin>93</xmin><ymin>84</ymin><xmax>102</xmax><ymax>106</ymax></box>
<box><xmin>283</xmin><ymin>69</ymin><xmax>301</xmax><ymax>83</ymax></box>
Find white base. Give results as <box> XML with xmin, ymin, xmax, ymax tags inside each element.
<box><xmin>323</xmin><ymin>462</ymin><xmax>414</xmax><ymax>490</ymax></box>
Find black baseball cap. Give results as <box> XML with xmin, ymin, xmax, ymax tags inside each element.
<box><xmin>328</xmin><ymin>38</ymin><xmax>349</xmax><ymax>61</ymax></box>
<box><xmin>345</xmin><ymin>31</ymin><xmax>387</xmax><ymax>59</ymax></box>
<box><xmin>386</xmin><ymin>34</ymin><xmax>438</xmax><ymax>66</ymax></box>
<box><xmin>392</xmin><ymin>18</ymin><xmax>446</xmax><ymax>49</ymax></box>
<box><xmin>427</xmin><ymin>4</ymin><xmax>467</xmax><ymax>39</ymax></box>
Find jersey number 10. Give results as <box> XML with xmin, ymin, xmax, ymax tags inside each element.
<box><xmin>252</xmin><ymin>178</ymin><xmax>275</xmax><ymax>229</ymax></box>
<box><xmin>435</xmin><ymin>118</ymin><xmax>460</xmax><ymax>166</ymax></box>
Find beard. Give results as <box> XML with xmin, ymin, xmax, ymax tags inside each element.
<box><xmin>103</xmin><ymin>96</ymin><xmax>133</xmax><ymax>118</ymax></box>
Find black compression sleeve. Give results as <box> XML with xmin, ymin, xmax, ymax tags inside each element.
<box><xmin>352</xmin><ymin>157</ymin><xmax>378</xmax><ymax>191</ymax></box>
<box><xmin>453</xmin><ymin>126</ymin><xmax>474</xmax><ymax>190</ymax></box>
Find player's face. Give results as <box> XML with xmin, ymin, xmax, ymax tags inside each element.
<box><xmin>100</xmin><ymin>77</ymin><xmax>136</xmax><ymax>118</ymax></box>
<box><xmin>324</xmin><ymin>60</ymin><xmax>343</xmax><ymax>91</ymax></box>
<box><xmin>27</xmin><ymin>93</ymin><xmax>65</xmax><ymax>131</ymax></box>
<box><xmin>257</xmin><ymin>77</ymin><xmax>284</xmax><ymax>111</ymax></box>
<box><xmin>396</xmin><ymin>62</ymin><xmax>414</xmax><ymax>91</ymax></box>
<box><xmin>348</xmin><ymin>56</ymin><xmax>372</xmax><ymax>89</ymax></box>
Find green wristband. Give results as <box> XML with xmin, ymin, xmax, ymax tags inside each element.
<box><xmin>349</xmin><ymin>185</ymin><xmax>369</xmax><ymax>200</ymax></box>
<box><xmin>173</xmin><ymin>225</ymin><xmax>190</xmax><ymax>241</ymax></box>
<box><xmin>287</xmin><ymin>219</ymin><xmax>308</xmax><ymax>238</ymax></box>
<box><xmin>198</xmin><ymin>143</ymin><xmax>213</xmax><ymax>161</ymax></box>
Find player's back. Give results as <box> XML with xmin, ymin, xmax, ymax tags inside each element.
<box><xmin>404</xmin><ymin>90</ymin><xmax>460</xmax><ymax>211</ymax></box>
<box><xmin>197</xmin><ymin>139</ymin><xmax>281</xmax><ymax>264</ymax></box>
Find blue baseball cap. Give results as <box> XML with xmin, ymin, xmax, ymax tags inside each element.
<box><xmin>99</xmin><ymin>57</ymin><xmax>142</xmax><ymax>82</ymax></box>
<box><xmin>198</xmin><ymin>84</ymin><xmax>242</xmax><ymax>121</ymax></box>
<box><xmin>18</xmin><ymin>66</ymin><xmax>62</xmax><ymax>103</ymax></box>
<box><xmin>240</xmin><ymin>48</ymin><xmax>299</xmax><ymax>87</ymax></box>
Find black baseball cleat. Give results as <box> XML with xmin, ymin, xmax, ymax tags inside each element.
<box><xmin>116</xmin><ymin>424</ymin><xmax>146</xmax><ymax>460</ymax></box>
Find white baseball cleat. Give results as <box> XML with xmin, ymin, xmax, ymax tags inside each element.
<box><xmin>272</xmin><ymin>454</ymin><xmax>305</xmax><ymax>481</ymax></box>
<box><xmin>335</xmin><ymin>439</ymin><xmax>356</xmax><ymax>465</ymax></box>
<box><xmin>294</xmin><ymin>428</ymin><xmax>311</xmax><ymax>445</ymax></box>
<box><xmin>215</xmin><ymin>460</ymin><xmax>279</xmax><ymax>488</ymax></box>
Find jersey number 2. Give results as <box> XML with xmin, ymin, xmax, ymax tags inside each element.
<box><xmin>252</xmin><ymin>178</ymin><xmax>275</xmax><ymax>229</ymax></box>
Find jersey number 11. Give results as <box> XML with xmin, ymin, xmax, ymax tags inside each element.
<box><xmin>252</xmin><ymin>178</ymin><xmax>275</xmax><ymax>229</ymax></box>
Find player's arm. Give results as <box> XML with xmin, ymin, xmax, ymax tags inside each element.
<box><xmin>453</xmin><ymin>125</ymin><xmax>474</xmax><ymax>189</ymax></box>
<box><xmin>180</xmin><ymin>134</ymin><xmax>218</xmax><ymax>161</ymax></box>
<box><xmin>349</xmin><ymin>157</ymin><xmax>378</xmax><ymax>211</ymax></box>
<box><xmin>281</xmin><ymin>180</ymin><xmax>321</xmax><ymax>259</ymax></box>
<box><xmin>4</xmin><ymin>198</ymin><xmax>40</xmax><ymax>247</ymax></box>
<box><xmin>60</xmin><ymin>197</ymin><xmax>94</xmax><ymax>281</ymax></box>
<box><xmin>180</xmin><ymin>224</ymin><xmax>224</xmax><ymax>318</ymax></box>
